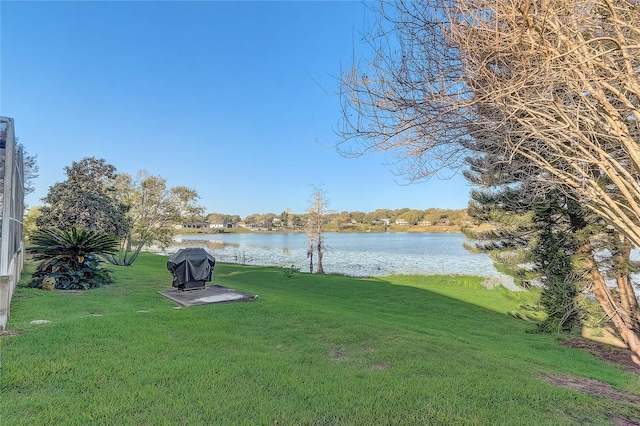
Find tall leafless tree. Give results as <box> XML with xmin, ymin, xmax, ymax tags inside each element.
<box><xmin>340</xmin><ymin>0</ymin><xmax>640</xmax><ymax>245</ymax></box>
<box><xmin>340</xmin><ymin>0</ymin><xmax>640</xmax><ymax>364</ymax></box>
<box><xmin>305</xmin><ymin>187</ymin><xmax>331</xmax><ymax>274</ymax></box>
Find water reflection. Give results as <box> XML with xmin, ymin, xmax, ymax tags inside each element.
<box><xmin>148</xmin><ymin>232</ymin><xmax>516</xmax><ymax>287</ymax></box>
<box><xmin>167</xmin><ymin>238</ymin><xmax>235</xmax><ymax>251</ymax></box>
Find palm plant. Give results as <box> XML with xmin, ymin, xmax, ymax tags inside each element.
<box><xmin>27</xmin><ymin>227</ymin><xmax>119</xmax><ymax>290</ymax></box>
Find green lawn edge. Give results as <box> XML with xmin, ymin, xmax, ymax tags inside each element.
<box><xmin>1</xmin><ymin>252</ymin><xmax>638</xmax><ymax>425</ymax></box>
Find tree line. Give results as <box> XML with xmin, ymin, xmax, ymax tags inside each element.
<box><xmin>207</xmin><ymin>207</ymin><xmax>471</xmax><ymax>230</ymax></box>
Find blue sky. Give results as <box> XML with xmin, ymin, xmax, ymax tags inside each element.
<box><xmin>1</xmin><ymin>1</ymin><xmax>471</xmax><ymax>218</ymax></box>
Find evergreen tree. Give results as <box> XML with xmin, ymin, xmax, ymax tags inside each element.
<box><xmin>463</xmin><ymin>135</ymin><xmax>586</xmax><ymax>332</ymax></box>
<box><xmin>531</xmin><ymin>195</ymin><xmax>585</xmax><ymax>332</ymax></box>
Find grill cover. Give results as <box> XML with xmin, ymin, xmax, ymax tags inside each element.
<box><xmin>167</xmin><ymin>248</ymin><xmax>216</xmax><ymax>290</ymax></box>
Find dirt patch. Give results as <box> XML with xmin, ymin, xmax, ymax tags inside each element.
<box><xmin>330</xmin><ymin>346</ymin><xmax>348</xmax><ymax>362</ymax></box>
<box><xmin>546</xmin><ymin>339</ymin><xmax>640</xmax><ymax>425</ymax></box>
<box><xmin>0</xmin><ymin>329</ymin><xmax>22</xmax><ymax>337</ymax></box>
<box><xmin>610</xmin><ymin>415</ymin><xmax>640</xmax><ymax>426</ymax></box>
<box><xmin>560</xmin><ymin>338</ymin><xmax>640</xmax><ymax>376</ymax></box>
<box><xmin>544</xmin><ymin>373</ymin><xmax>640</xmax><ymax>425</ymax></box>
<box><xmin>543</xmin><ymin>373</ymin><xmax>640</xmax><ymax>405</ymax></box>
<box><xmin>370</xmin><ymin>362</ymin><xmax>389</xmax><ymax>371</ymax></box>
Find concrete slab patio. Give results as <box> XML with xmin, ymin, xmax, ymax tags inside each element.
<box><xmin>159</xmin><ymin>285</ymin><xmax>256</xmax><ymax>307</ymax></box>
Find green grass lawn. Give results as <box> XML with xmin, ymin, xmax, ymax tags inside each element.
<box><xmin>1</xmin><ymin>253</ymin><xmax>639</xmax><ymax>425</ymax></box>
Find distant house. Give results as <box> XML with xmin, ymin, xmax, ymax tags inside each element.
<box><xmin>395</xmin><ymin>219</ymin><xmax>408</xmax><ymax>226</ymax></box>
<box><xmin>418</xmin><ymin>221</ymin><xmax>432</xmax><ymax>226</ymax></box>
<box><xmin>210</xmin><ymin>219</ymin><xmax>235</xmax><ymax>229</ymax></box>
<box><xmin>381</xmin><ymin>218</ymin><xmax>391</xmax><ymax>226</ymax></box>
<box><xmin>182</xmin><ymin>221</ymin><xmax>208</xmax><ymax>229</ymax></box>
<box><xmin>238</xmin><ymin>221</ymin><xmax>263</xmax><ymax>229</ymax></box>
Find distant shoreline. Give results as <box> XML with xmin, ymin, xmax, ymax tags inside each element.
<box><xmin>178</xmin><ymin>225</ymin><xmax>468</xmax><ymax>236</ymax></box>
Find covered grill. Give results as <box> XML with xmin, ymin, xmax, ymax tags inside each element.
<box><xmin>167</xmin><ymin>248</ymin><xmax>216</xmax><ymax>291</ymax></box>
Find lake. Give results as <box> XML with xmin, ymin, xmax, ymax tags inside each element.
<box><xmin>154</xmin><ymin>232</ymin><xmax>516</xmax><ymax>287</ymax></box>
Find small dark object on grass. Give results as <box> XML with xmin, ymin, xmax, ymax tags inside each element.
<box><xmin>283</xmin><ymin>265</ymin><xmax>298</xmax><ymax>279</ymax></box>
<box><xmin>41</xmin><ymin>276</ymin><xmax>55</xmax><ymax>291</ymax></box>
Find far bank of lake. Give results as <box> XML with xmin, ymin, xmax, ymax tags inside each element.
<box><xmin>152</xmin><ymin>232</ymin><xmax>516</xmax><ymax>288</ymax></box>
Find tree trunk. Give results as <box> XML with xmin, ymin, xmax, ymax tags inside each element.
<box><xmin>616</xmin><ymin>238</ymin><xmax>640</xmax><ymax>334</ymax></box>
<box><xmin>316</xmin><ymin>239</ymin><xmax>324</xmax><ymax>274</ymax></box>
<box><xmin>580</xmin><ymin>242</ymin><xmax>640</xmax><ymax>366</ymax></box>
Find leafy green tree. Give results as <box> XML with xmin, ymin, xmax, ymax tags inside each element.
<box><xmin>206</xmin><ymin>212</ymin><xmax>225</xmax><ymax>224</ymax></box>
<box><xmin>421</xmin><ymin>209</ymin><xmax>443</xmax><ymax>225</ymax></box>
<box><xmin>206</xmin><ymin>212</ymin><xmax>240</xmax><ymax>226</ymax></box>
<box><xmin>106</xmin><ymin>171</ymin><xmax>204</xmax><ymax>266</ymax></box>
<box><xmin>291</xmin><ymin>214</ymin><xmax>306</xmax><ymax>227</ymax></box>
<box><xmin>391</xmin><ymin>208</ymin><xmax>409</xmax><ymax>221</ymax></box>
<box><xmin>243</xmin><ymin>213</ymin><xmax>260</xmax><ymax>224</ymax></box>
<box><xmin>21</xmin><ymin>145</ymin><xmax>39</xmax><ymax>198</ymax></box>
<box><xmin>465</xmin><ymin>188</ymin><xmax>597</xmax><ymax>332</ymax></box>
<box><xmin>12</xmin><ymin>139</ymin><xmax>39</xmax><ymax>206</ymax></box>
<box><xmin>351</xmin><ymin>211</ymin><xmax>366</xmax><ymax>223</ymax></box>
<box><xmin>28</xmin><ymin>227</ymin><xmax>118</xmax><ymax>290</ymax></box>
<box><xmin>262</xmin><ymin>213</ymin><xmax>277</xmax><ymax>228</ymax></box>
<box><xmin>364</xmin><ymin>209</ymin><xmax>393</xmax><ymax>226</ymax></box>
<box><xmin>37</xmin><ymin>157</ymin><xmax>129</xmax><ymax>237</ymax></box>
<box><xmin>279</xmin><ymin>209</ymin><xmax>291</xmax><ymax>228</ymax></box>
<box><xmin>464</xmin><ymin>130</ymin><xmax>637</xmax><ymax>338</ymax></box>
<box><xmin>400</xmin><ymin>209</ymin><xmax>423</xmax><ymax>226</ymax></box>
<box><xmin>333</xmin><ymin>211</ymin><xmax>353</xmax><ymax>229</ymax></box>
<box><xmin>463</xmin><ymin>115</ymin><xmax>588</xmax><ymax>330</ymax></box>
<box><xmin>22</xmin><ymin>206</ymin><xmax>42</xmax><ymax>241</ymax></box>
<box><xmin>464</xmin><ymin>191</ymin><xmax>538</xmax><ymax>287</ymax></box>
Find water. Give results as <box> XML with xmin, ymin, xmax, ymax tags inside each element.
<box><xmin>153</xmin><ymin>232</ymin><xmax>516</xmax><ymax>287</ymax></box>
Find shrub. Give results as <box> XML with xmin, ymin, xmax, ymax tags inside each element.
<box><xmin>27</xmin><ymin>227</ymin><xmax>118</xmax><ymax>290</ymax></box>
